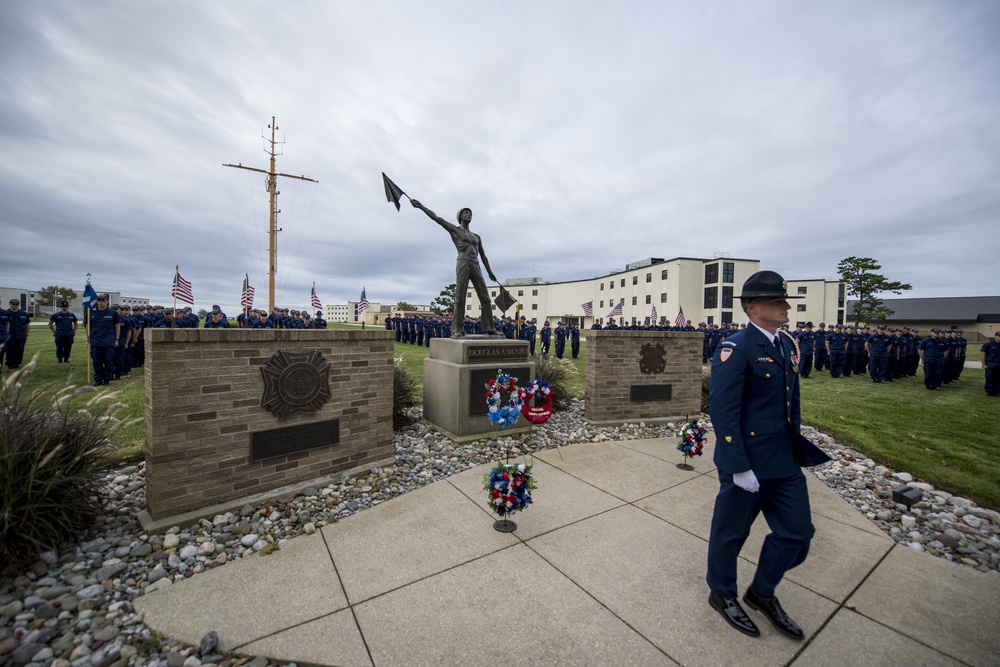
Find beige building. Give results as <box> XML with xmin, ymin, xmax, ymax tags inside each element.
<box><xmin>465</xmin><ymin>256</ymin><xmax>844</xmax><ymax>328</ymax></box>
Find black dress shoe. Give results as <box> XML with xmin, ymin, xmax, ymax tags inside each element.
<box><xmin>709</xmin><ymin>591</ymin><xmax>759</xmax><ymax>637</ymax></box>
<box><xmin>743</xmin><ymin>588</ymin><xmax>804</xmax><ymax>640</ymax></box>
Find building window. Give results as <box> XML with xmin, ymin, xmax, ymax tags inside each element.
<box><xmin>600</xmin><ymin>282</ymin><xmax>604</xmax><ymax>291</ymax></box>
<box><xmin>621</xmin><ymin>279</ymin><xmax>625</xmax><ymax>287</ymax></box>
<box><xmin>721</xmin><ymin>311</ymin><xmax>733</xmax><ymax>324</ymax></box>
<box><xmin>491</xmin><ymin>290</ymin><xmax>497</xmax><ymax>297</ymax></box>
<box><xmin>722</xmin><ymin>286</ymin><xmax>733</xmax><ymax>309</ymax></box>
<box><xmin>722</xmin><ymin>262</ymin><xmax>735</xmax><ymax>283</ymax></box>
<box><xmin>517</xmin><ymin>290</ymin><xmax>523</xmax><ymax>297</ymax></box>
<box><xmin>531</xmin><ymin>304</ymin><xmax>537</xmax><ymax>310</ymax></box>
<box><xmin>660</xmin><ymin>293</ymin><xmax>667</xmax><ymax>303</ymax></box>
<box><xmin>661</xmin><ymin>269</ymin><xmax>668</xmax><ymax>280</ymax></box>
<box><xmin>600</xmin><ymin>300</ymin><xmax>604</xmax><ymax>308</ymax></box>
<box><xmin>704</xmin><ymin>286</ymin><xmax>718</xmax><ymax>309</ymax></box>
<box><xmin>645</xmin><ymin>295</ymin><xmax>651</xmax><ymax>304</ymax></box>
<box><xmin>837</xmin><ymin>311</ymin><xmax>844</xmax><ymax>325</ymax></box>
<box><xmin>532</xmin><ymin>289</ymin><xmax>538</xmax><ymax>296</ymax></box>
<box><xmin>646</xmin><ymin>272</ymin><xmax>652</xmax><ymax>283</ymax></box>
<box><xmin>705</xmin><ymin>263</ymin><xmax>719</xmax><ymax>284</ymax></box>
<box><xmin>491</xmin><ymin>304</ymin><xmax>497</xmax><ymax>311</ymax></box>
<box><xmin>467</xmin><ymin>291</ymin><xmax>472</xmax><ymax>298</ymax></box>
<box><xmin>797</xmin><ymin>304</ymin><xmax>807</xmax><ymax>312</ymax></box>
<box><xmin>838</xmin><ymin>284</ymin><xmax>845</xmax><ymax>308</ymax></box>
<box><xmin>631</xmin><ymin>296</ymin><xmax>637</xmax><ymax>305</ymax></box>
<box><xmin>707</xmin><ymin>316</ymin><xmax>714</xmax><ymax>325</ymax></box>
<box><xmin>797</xmin><ymin>286</ymin><xmax>807</xmax><ymax>295</ymax></box>
<box><xmin>467</xmin><ymin>305</ymin><xmax>472</xmax><ymax>310</ymax></box>
<box><xmin>632</xmin><ymin>276</ymin><xmax>638</xmax><ymax>285</ymax></box>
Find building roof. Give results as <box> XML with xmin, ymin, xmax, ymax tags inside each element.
<box><xmin>847</xmin><ymin>296</ymin><xmax>1000</xmax><ymax>323</ymax></box>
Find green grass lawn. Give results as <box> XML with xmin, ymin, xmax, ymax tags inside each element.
<box><xmin>10</xmin><ymin>325</ymin><xmax>997</xmax><ymax>507</ymax></box>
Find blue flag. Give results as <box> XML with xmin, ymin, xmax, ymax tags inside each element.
<box><xmin>83</xmin><ymin>282</ymin><xmax>98</xmax><ymax>309</ymax></box>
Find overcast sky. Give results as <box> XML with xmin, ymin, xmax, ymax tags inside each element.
<box><xmin>2</xmin><ymin>1</ymin><xmax>998</xmax><ymax>314</ymax></box>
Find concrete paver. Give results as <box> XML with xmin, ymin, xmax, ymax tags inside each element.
<box><xmin>135</xmin><ymin>437</ymin><xmax>1000</xmax><ymax>666</ymax></box>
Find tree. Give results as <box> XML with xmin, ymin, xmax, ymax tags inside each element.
<box><xmin>197</xmin><ymin>309</ymin><xmax>209</xmax><ymax>319</ymax></box>
<box><xmin>430</xmin><ymin>283</ymin><xmax>456</xmax><ymax>316</ymax></box>
<box><xmin>837</xmin><ymin>256</ymin><xmax>912</xmax><ymax>326</ymax></box>
<box><xmin>37</xmin><ymin>285</ymin><xmax>79</xmax><ymax>309</ymax></box>
<box><xmin>396</xmin><ymin>301</ymin><xmax>416</xmax><ymax>312</ymax></box>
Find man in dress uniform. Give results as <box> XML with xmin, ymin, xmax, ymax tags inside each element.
<box><xmin>980</xmin><ymin>331</ymin><xmax>1000</xmax><ymax>397</ymax></box>
<box><xmin>570</xmin><ymin>323</ymin><xmax>581</xmax><ymax>358</ymax></box>
<box><xmin>797</xmin><ymin>322</ymin><xmax>815</xmax><ymax>378</ymax></box>
<box><xmin>707</xmin><ymin>271</ymin><xmax>830</xmax><ymax>640</ymax></box>
<box><xmin>4</xmin><ymin>299</ymin><xmax>31</xmax><ymax>369</ymax></box>
<box><xmin>89</xmin><ymin>294</ymin><xmax>120</xmax><ymax>385</ymax></box>
<box><xmin>48</xmin><ymin>300</ymin><xmax>79</xmax><ymax>363</ymax></box>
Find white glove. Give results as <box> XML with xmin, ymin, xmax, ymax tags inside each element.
<box><xmin>733</xmin><ymin>470</ymin><xmax>760</xmax><ymax>493</ymax></box>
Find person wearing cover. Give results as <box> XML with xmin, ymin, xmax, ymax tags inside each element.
<box><xmin>706</xmin><ymin>271</ymin><xmax>831</xmax><ymax>640</ymax></box>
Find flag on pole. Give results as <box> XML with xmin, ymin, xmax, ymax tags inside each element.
<box><xmin>607</xmin><ymin>300</ymin><xmax>623</xmax><ymax>318</ymax></box>
<box><xmin>674</xmin><ymin>306</ymin><xmax>686</xmax><ymax>328</ymax></box>
<box><xmin>241</xmin><ymin>274</ymin><xmax>255</xmax><ymax>308</ymax></box>
<box><xmin>358</xmin><ymin>287</ymin><xmax>369</xmax><ymax>314</ymax></box>
<box><xmin>311</xmin><ymin>282</ymin><xmax>322</xmax><ymax>309</ymax></box>
<box><xmin>581</xmin><ymin>301</ymin><xmax>593</xmax><ymax>316</ymax></box>
<box><xmin>83</xmin><ymin>282</ymin><xmax>98</xmax><ymax>310</ymax></box>
<box><xmin>172</xmin><ymin>267</ymin><xmax>194</xmax><ymax>304</ymax></box>
<box><xmin>651</xmin><ymin>305</ymin><xmax>658</xmax><ymax>323</ymax></box>
<box><xmin>382</xmin><ymin>172</ymin><xmax>408</xmax><ymax>211</ymax></box>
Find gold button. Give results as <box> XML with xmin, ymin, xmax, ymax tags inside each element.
<box><xmin>750</xmin><ymin>431</ymin><xmax>755</xmax><ymax>436</ymax></box>
<box><xmin>765</xmin><ymin>373</ymin><xmax>771</xmax><ymax>378</ymax></box>
<box><xmin>787</xmin><ymin>402</ymin><xmax>791</xmax><ymax>407</ymax></box>
<box><xmin>786</xmin><ymin>386</ymin><xmax>790</xmax><ymax>391</ymax></box>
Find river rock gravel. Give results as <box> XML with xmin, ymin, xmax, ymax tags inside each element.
<box><xmin>1</xmin><ymin>400</ymin><xmax>997</xmax><ymax>667</ymax></box>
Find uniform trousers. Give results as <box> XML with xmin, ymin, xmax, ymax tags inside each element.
<box><xmin>571</xmin><ymin>340</ymin><xmax>580</xmax><ymax>358</ymax></box>
<box><xmin>798</xmin><ymin>351</ymin><xmax>813</xmax><ymax>377</ymax></box>
<box><xmin>828</xmin><ymin>353</ymin><xmax>846</xmax><ymax>377</ymax></box>
<box><xmin>92</xmin><ymin>345</ymin><xmax>115</xmax><ymax>383</ymax></box>
<box><xmin>555</xmin><ymin>341</ymin><xmax>565</xmax><ymax>358</ymax></box>
<box><xmin>815</xmin><ymin>347</ymin><xmax>828</xmax><ymax>371</ymax></box>
<box><xmin>707</xmin><ymin>471</ymin><xmax>814</xmax><ymax>599</ymax></box>
<box><xmin>985</xmin><ymin>365</ymin><xmax>999</xmax><ymax>396</ymax></box>
<box><xmin>869</xmin><ymin>354</ymin><xmax>888</xmax><ymax>382</ymax></box>
<box><xmin>55</xmin><ymin>334</ymin><xmax>75</xmax><ymax>362</ymax></box>
<box><xmin>5</xmin><ymin>339</ymin><xmax>27</xmax><ymax>368</ymax></box>
<box><xmin>923</xmin><ymin>361</ymin><xmax>944</xmax><ymax>389</ymax></box>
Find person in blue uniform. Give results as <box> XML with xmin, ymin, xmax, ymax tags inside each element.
<box><xmin>918</xmin><ymin>328</ymin><xmax>949</xmax><ymax>390</ymax></box>
<box><xmin>797</xmin><ymin>322</ymin><xmax>815</xmax><ymax>378</ymax></box>
<box><xmin>825</xmin><ymin>324</ymin><xmax>848</xmax><ymax>378</ymax></box>
<box><xmin>980</xmin><ymin>331</ymin><xmax>1000</xmax><ymax>396</ymax></box>
<box><xmin>315</xmin><ymin>310</ymin><xmax>327</xmax><ymax>329</ymax></box>
<box><xmin>570</xmin><ymin>323</ymin><xmax>581</xmax><ymax>358</ymax></box>
<box><xmin>48</xmin><ymin>299</ymin><xmax>79</xmax><ymax>363</ymax></box>
<box><xmin>523</xmin><ymin>318</ymin><xmax>537</xmax><ymax>356</ymax></box>
<box><xmin>0</xmin><ymin>306</ymin><xmax>11</xmax><ymax>370</ymax></box>
<box><xmin>4</xmin><ymin>299</ymin><xmax>31</xmax><ymax>369</ymax></box>
<box><xmin>865</xmin><ymin>324</ymin><xmax>893</xmax><ymax>383</ymax></box>
<box><xmin>540</xmin><ymin>321</ymin><xmax>552</xmax><ymax>356</ymax></box>
<box><xmin>813</xmin><ymin>324</ymin><xmax>827</xmax><ymax>371</ymax></box>
<box><xmin>707</xmin><ymin>270</ymin><xmax>830</xmax><ymax>640</ymax></box>
<box><xmin>89</xmin><ymin>294</ymin><xmax>120</xmax><ymax>385</ymax></box>
<box><xmin>554</xmin><ymin>322</ymin><xmax>567</xmax><ymax>358</ymax></box>
<box><xmin>204</xmin><ymin>308</ymin><xmax>230</xmax><ymax>328</ymax></box>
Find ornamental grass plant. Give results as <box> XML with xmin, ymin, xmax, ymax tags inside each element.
<box><xmin>534</xmin><ymin>353</ymin><xmax>576</xmax><ymax>411</ymax></box>
<box><xmin>392</xmin><ymin>355</ymin><xmax>419</xmax><ymax>430</ymax></box>
<box><xmin>0</xmin><ymin>356</ymin><xmax>122</xmax><ymax>574</ymax></box>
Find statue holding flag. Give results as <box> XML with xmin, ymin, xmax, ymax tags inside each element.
<box><xmin>410</xmin><ymin>199</ymin><xmax>500</xmax><ymax>337</ymax></box>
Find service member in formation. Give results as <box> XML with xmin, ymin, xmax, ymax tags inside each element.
<box><xmin>540</xmin><ymin>321</ymin><xmax>552</xmax><ymax>356</ymax></box>
<box><xmin>554</xmin><ymin>322</ymin><xmax>568</xmax><ymax>358</ymax></box>
<box><xmin>826</xmin><ymin>324</ymin><xmax>849</xmax><ymax>378</ymax></box>
<box><xmin>204</xmin><ymin>307</ymin><xmax>230</xmax><ymax>328</ymax></box>
<box><xmin>5</xmin><ymin>299</ymin><xmax>31</xmax><ymax>369</ymax></box>
<box><xmin>797</xmin><ymin>322</ymin><xmax>815</xmax><ymax>378</ymax></box>
<box><xmin>48</xmin><ymin>299</ymin><xmax>79</xmax><ymax>363</ymax></box>
<box><xmin>570</xmin><ymin>322</ymin><xmax>581</xmax><ymax>358</ymax></box>
<box><xmin>0</xmin><ymin>306</ymin><xmax>11</xmax><ymax>370</ymax></box>
<box><xmin>865</xmin><ymin>324</ymin><xmax>893</xmax><ymax>383</ymax></box>
<box><xmin>980</xmin><ymin>331</ymin><xmax>1000</xmax><ymax>397</ymax></box>
<box><xmin>315</xmin><ymin>310</ymin><xmax>327</xmax><ymax>329</ymax></box>
<box><xmin>814</xmin><ymin>323</ymin><xmax>828</xmax><ymax>372</ymax></box>
<box><xmin>707</xmin><ymin>271</ymin><xmax>830</xmax><ymax>640</ymax></box>
<box><xmin>918</xmin><ymin>328</ymin><xmax>949</xmax><ymax>390</ymax></box>
<box><xmin>89</xmin><ymin>294</ymin><xmax>120</xmax><ymax>385</ymax></box>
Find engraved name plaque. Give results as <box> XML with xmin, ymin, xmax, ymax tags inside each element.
<box><xmin>630</xmin><ymin>385</ymin><xmax>672</xmax><ymax>402</ymax></box>
<box><xmin>250</xmin><ymin>419</ymin><xmax>340</xmax><ymax>462</ymax></box>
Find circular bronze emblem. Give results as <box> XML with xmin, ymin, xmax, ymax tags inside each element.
<box><xmin>260</xmin><ymin>350</ymin><xmax>332</xmax><ymax>420</ymax></box>
<box><xmin>638</xmin><ymin>342</ymin><xmax>667</xmax><ymax>375</ymax></box>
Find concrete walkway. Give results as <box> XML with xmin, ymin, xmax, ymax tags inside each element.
<box><xmin>135</xmin><ymin>438</ymin><xmax>1000</xmax><ymax>667</ymax></box>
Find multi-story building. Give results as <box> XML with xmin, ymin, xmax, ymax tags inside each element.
<box><xmin>465</xmin><ymin>256</ymin><xmax>844</xmax><ymax>328</ymax></box>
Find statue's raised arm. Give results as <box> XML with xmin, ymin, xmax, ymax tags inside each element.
<box><xmin>410</xmin><ymin>198</ymin><xmax>499</xmax><ymax>337</ymax></box>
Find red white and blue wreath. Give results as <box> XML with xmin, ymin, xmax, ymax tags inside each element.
<box><xmin>484</xmin><ymin>462</ymin><xmax>535</xmax><ymax>516</ymax></box>
<box><xmin>485</xmin><ymin>370</ymin><xmax>524</xmax><ymax>428</ymax></box>
<box><xmin>518</xmin><ymin>378</ymin><xmax>553</xmax><ymax>425</ymax></box>
<box><xmin>677</xmin><ymin>418</ymin><xmax>708</xmax><ymax>458</ymax></box>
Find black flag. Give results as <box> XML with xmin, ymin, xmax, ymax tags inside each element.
<box><xmin>494</xmin><ymin>285</ymin><xmax>517</xmax><ymax>314</ymax></box>
<box><xmin>382</xmin><ymin>172</ymin><xmax>407</xmax><ymax>211</ymax></box>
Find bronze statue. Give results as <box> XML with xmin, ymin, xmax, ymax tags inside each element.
<box><xmin>410</xmin><ymin>199</ymin><xmax>500</xmax><ymax>337</ymax></box>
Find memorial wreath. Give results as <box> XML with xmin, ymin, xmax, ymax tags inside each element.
<box><xmin>677</xmin><ymin>418</ymin><xmax>708</xmax><ymax>458</ymax></box>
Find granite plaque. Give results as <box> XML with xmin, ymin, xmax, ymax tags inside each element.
<box><xmin>630</xmin><ymin>384</ymin><xmax>672</xmax><ymax>402</ymax></box>
<box><xmin>469</xmin><ymin>366</ymin><xmax>531</xmax><ymax>416</ymax></box>
<box><xmin>250</xmin><ymin>419</ymin><xmax>340</xmax><ymax>462</ymax></box>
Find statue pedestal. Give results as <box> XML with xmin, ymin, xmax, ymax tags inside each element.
<box><xmin>423</xmin><ymin>337</ymin><xmax>535</xmax><ymax>442</ymax></box>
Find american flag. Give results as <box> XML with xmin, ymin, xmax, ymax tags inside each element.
<box><xmin>674</xmin><ymin>306</ymin><xmax>686</xmax><ymax>328</ymax></box>
<box><xmin>651</xmin><ymin>305</ymin><xmax>658</xmax><ymax>323</ymax></box>
<box><xmin>607</xmin><ymin>299</ymin><xmax>623</xmax><ymax>318</ymax></box>
<box><xmin>241</xmin><ymin>274</ymin><xmax>255</xmax><ymax>309</ymax></box>
<box><xmin>172</xmin><ymin>267</ymin><xmax>194</xmax><ymax>304</ymax></box>
<box><xmin>581</xmin><ymin>301</ymin><xmax>593</xmax><ymax>316</ymax></box>
<box><xmin>358</xmin><ymin>287</ymin><xmax>369</xmax><ymax>314</ymax></box>
<box><xmin>311</xmin><ymin>283</ymin><xmax>322</xmax><ymax>309</ymax></box>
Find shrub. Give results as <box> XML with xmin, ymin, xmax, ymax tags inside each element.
<box><xmin>393</xmin><ymin>356</ymin><xmax>418</xmax><ymax>430</ymax></box>
<box><xmin>0</xmin><ymin>357</ymin><xmax>118</xmax><ymax>575</ymax></box>
<box><xmin>534</xmin><ymin>353</ymin><xmax>576</xmax><ymax>411</ymax></box>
